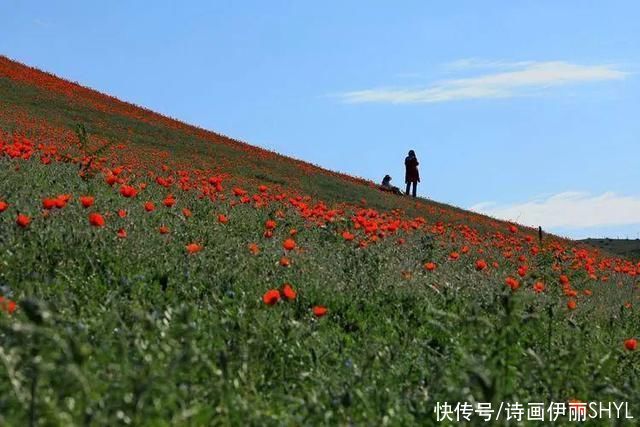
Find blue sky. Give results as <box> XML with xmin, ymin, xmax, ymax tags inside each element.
<box><xmin>2</xmin><ymin>1</ymin><xmax>639</xmax><ymax>239</ymax></box>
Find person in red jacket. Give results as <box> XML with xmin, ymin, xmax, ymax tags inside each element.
<box><xmin>404</xmin><ymin>150</ymin><xmax>420</xmax><ymax>197</ymax></box>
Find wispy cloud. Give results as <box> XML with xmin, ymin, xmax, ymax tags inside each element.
<box><xmin>338</xmin><ymin>61</ymin><xmax>628</xmax><ymax>104</ymax></box>
<box><xmin>470</xmin><ymin>192</ymin><xmax>640</xmax><ymax>231</ymax></box>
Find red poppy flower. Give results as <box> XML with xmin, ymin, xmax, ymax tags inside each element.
<box><xmin>624</xmin><ymin>338</ymin><xmax>637</xmax><ymax>351</ymax></box>
<box><xmin>517</xmin><ymin>266</ymin><xmax>528</xmax><ymax>277</ymax></box>
<box><xmin>283</xmin><ymin>239</ymin><xmax>296</xmax><ymax>251</ymax></box>
<box><xmin>144</xmin><ymin>201</ymin><xmax>155</xmax><ymax>212</ymax></box>
<box><xmin>159</xmin><ymin>225</ymin><xmax>170</xmax><ymax>234</ymax></box>
<box><xmin>567</xmin><ymin>299</ymin><xmax>577</xmax><ymax>310</ymax></box>
<box><xmin>509</xmin><ymin>225</ymin><xmax>518</xmax><ymax>233</ymax></box>
<box><xmin>80</xmin><ymin>196</ymin><xmax>95</xmax><ymax>208</ymax></box>
<box><xmin>118</xmin><ymin>209</ymin><xmax>127</xmax><ymax>218</ymax></box>
<box><xmin>449</xmin><ymin>252</ymin><xmax>460</xmax><ymax>260</ymax></box>
<box><xmin>218</xmin><ymin>214</ymin><xmax>229</xmax><ymax>224</ymax></box>
<box><xmin>185</xmin><ymin>243</ymin><xmax>203</xmax><ymax>254</ymax></box>
<box><xmin>105</xmin><ymin>174</ymin><xmax>117</xmax><ymax>186</ymax></box>
<box><xmin>262</xmin><ymin>289</ymin><xmax>280</xmax><ymax>306</ymax></box>
<box><xmin>258</xmin><ymin>185</ymin><xmax>268</xmax><ymax>193</ymax></box>
<box><xmin>41</xmin><ymin>198</ymin><xmax>56</xmax><ymax>210</ymax></box>
<box><xmin>0</xmin><ymin>201</ymin><xmax>8</xmax><ymax>212</ymax></box>
<box><xmin>161</xmin><ymin>195</ymin><xmax>175</xmax><ymax>208</ymax></box>
<box><xmin>424</xmin><ymin>262</ymin><xmax>437</xmax><ymax>271</ymax></box>
<box><xmin>342</xmin><ymin>231</ymin><xmax>355</xmax><ymax>241</ymax></box>
<box><xmin>264</xmin><ymin>230</ymin><xmax>273</xmax><ymax>239</ymax></box>
<box><xmin>282</xmin><ymin>283</ymin><xmax>297</xmax><ymax>301</ymax></box>
<box><xmin>88</xmin><ymin>212</ymin><xmax>105</xmax><ymax>227</ymax></box>
<box><xmin>505</xmin><ymin>277</ymin><xmax>520</xmax><ymax>291</ymax></box>
<box><xmin>560</xmin><ymin>275</ymin><xmax>570</xmax><ymax>285</ymax></box>
<box><xmin>265</xmin><ymin>219</ymin><xmax>277</xmax><ymax>230</ymax></box>
<box><xmin>55</xmin><ymin>195</ymin><xmax>70</xmax><ymax>208</ymax></box>
<box><xmin>312</xmin><ymin>306</ymin><xmax>328</xmax><ymax>317</ymax></box>
<box><xmin>533</xmin><ymin>282</ymin><xmax>545</xmax><ymax>293</ymax></box>
<box><xmin>119</xmin><ymin>185</ymin><xmax>138</xmax><ymax>198</ymax></box>
<box><xmin>16</xmin><ymin>213</ymin><xmax>31</xmax><ymax>228</ymax></box>
<box><xmin>475</xmin><ymin>259</ymin><xmax>487</xmax><ymax>271</ymax></box>
<box><xmin>182</xmin><ymin>208</ymin><xmax>192</xmax><ymax>218</ymax></box>
<box><xmin>279</xmin><ymin>256</ymin><xmax>291</xmax><ymax>267</ymax></box>
<box><xmin>0</xmin><ymin>296</ymin><xmax>17</xmax><ymax>314</ymax></box>
<box><xmin>117</xmin><ymin>228</ymin><xmax>127</xmax><ymax>238</ymax></box>
<box><xmin>248</xmin><ymin>243</ymin><xmax>260</xmax><ymax>255</ymax></box>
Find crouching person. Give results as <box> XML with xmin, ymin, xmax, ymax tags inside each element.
<box><xmin>380</xmin><ymin>175</ymin><xmax>403</xmax><ymax>195</ymax></box>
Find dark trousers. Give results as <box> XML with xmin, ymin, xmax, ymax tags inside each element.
<box><xmin>405</xmin><ymin>181</ymin><xmax>417</xmax><ymax>197</ymax></box>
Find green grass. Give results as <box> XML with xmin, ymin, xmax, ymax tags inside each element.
<box><xmin>1</xmin><ymin>158</ymin><xmax>638</xmax><ymax>426</ymax></box>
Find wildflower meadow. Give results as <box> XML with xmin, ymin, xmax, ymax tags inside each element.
<box><xmin>0</xmin><ymin>56</ymin><xmax>638</xmax><ymax>425</ymax></box>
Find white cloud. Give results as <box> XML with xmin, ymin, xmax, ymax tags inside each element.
<box><xmin>339</xmin><ymin>61</ymin><xmax>628</xmax><ymax>104</ymax></box>
<box><xmin>444</xmin><ymin>58</ymin><xmax>534</xmax><ymax>70</ymax></box>
<box><xmin>470</xmin><ymin>192</ymin><xmax>640</xmax><ymax>231</ymax></box>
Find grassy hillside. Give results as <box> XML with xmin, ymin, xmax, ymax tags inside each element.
<box><xmin>582</xmin><ymin>238</ymin><xmax>640</xmax><ymax>262</ymax></box>
<box><xmin>0</xmin><ymin>56</ymin><xmax>638</xmax><ymax>425</ymax></box>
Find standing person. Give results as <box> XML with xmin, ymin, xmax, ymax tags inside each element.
<box><xmin>404</xmin><ymin>150</ymin><xmax>420</xmax><ymax>197</ymax></box>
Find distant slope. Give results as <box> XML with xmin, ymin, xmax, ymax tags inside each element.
<box><xmin>581</xmin><ymin>238</ymin><xmax>640</xmax><ymax>261</ymax></box>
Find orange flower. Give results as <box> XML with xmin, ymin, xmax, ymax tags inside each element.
<box><xmin>16</xmin><ymin>213</ymin><xmax>31</xmax><ymax>228</ymax></box>
<box><xmin>283</xmin><ymin>239</ymin><xmax>296</xmax><ymax>251</ymax></box>
<box><xmin>282</xmin><ymin>283</ymin><xmax>297</xmax><ymax>300</ymax></box>
<box><xmin>42</xmin><ymin>198</ymin><xmax>57</xmax><ymax>210</ymax></box>
<box><xmin>533</xmin><ymin>282</ymin><xmax>545</xmax><ymax>293</ymax></box>
<box><xmin>185</xmin><ymin>243</ymin><xmax>203</xmax><ymax>254</ymax></box>
<box><xmin>262</xmin><ymin>289</ymin><xmax>280</xmax><ymax>306</ymax></box>
<box><xmin>248</xmin><ymin>243</ymin><xmax>260</xmax><ymax>255</ymax></box>
<box><xmin>182</xmin><ymin>208</ymin><xmax>192</xmax><ymax>218</ymax></box>
<box><xmin>218</xmin><ymin>214</ymin><xmax>229</xmax><ymax>224</ymax></box>
<box><xmin>159</xmin><ymin>225</ymin><xmax>170</xmax><ymax>234</ymax></box>
<box><xmin>0</xmin><ymin>200</ymin><xmax>8</xmax><ymax>212</ymax></box>
<box><xmin>265</xmin><ymin>219</ymin><xmax>277</xmax><ymax>230</ymax></box>
<box><xmin>120</xmin><ymin>184</ymin><xmax>138</xmax><ymax>198</ymax></box>
<box><xmin>88</xmin><ymin>212</ymin><xmax>105</xmax><ymax>227</ymax></box>
<box><xmin>144</xmin><ymin>201</ymin><xmax>155</xmax><ymax>212</ymax></box>
<box><xmin>342</xmin><ymin>231</ymin><xmax>355</xmax><ymax>241</ymax></box>
<box><xmin>163</xmin><ymin>195</ymin><xmax>176</xmax><ymax>207</ymax></box>
<box><xmin>449</xmin><ymin>252</ymin><xmax>460</xmax><ymax>260</ymax></box>
<box><xmin>424</xmin><ymin>262</ymin><xmax>437</xmax><ymax>271</ymax></box>
<box><xmin>505</xmin><ymin>277</ymin><xmax>520</xmax><ymax>291</ymax></box>
<box><xmin>55</xmin><ymin>195</ymin><xmax>70</xmax><ymax>208</ymax></box>
<box><xmin>80</xmin><ymin>195</ymin><xmax>95</xmax><ymax>208</ymax></box>
<box><xmin>475</xmin><ymin>259</ymin><xmax>487</xmax><ymax>271</ymax></box>
<box><xmin>0</xmin><ymin>296</ymin><xmax>17</xmax><ymax>315</ymax></box>
<box><xmin>312</xmin><ymin>306</ymin><xmax>328</xmax><ymax>317</ymax></box>
<box><xmin>624</xmin><ymin>338</ymin><xmax>637</xmax><ymax>351</ymax></box>
<box><xmin>517</xmin><ymin>266</ymin><xmax>528</xmax><ymax>277</ymax></box>
<box><xmin>279</xmin><ymin>256</ymin><xmax>291</xmax><ymax>267</ymax></box>
<box><xmin>567</xmin><ymin>299</ymin><xmax>577</xmax><ymax>310</ymax></box>
<box><xmin>560</xmin><ymin>275</ymin><xmax>570</xmax><ymax>285</ymax></box>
